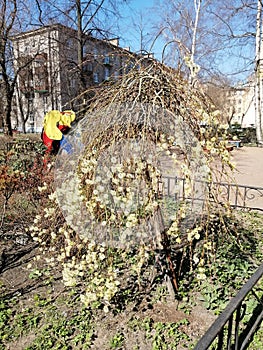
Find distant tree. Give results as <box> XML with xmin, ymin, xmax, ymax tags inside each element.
<box><xmin>33</xmin><ymin>0</ymin><xmax>126</xmax><ymax>92</ymax></box>
<box><xmin>154</xmin><ymin>0</ymin><xmax>257</xmax><ymax>85</ymax></box>
<box><xmin>204</xmin><ymin>76</ymin><xmax>233</xmax><ymax>124</ymax></box>
<box><xmin>0</xmin><ymin>0</ymin><xmax>41</xmax><ymax>135</ymax></box>
<box><xmin>0</xmin><ymin>0</ymin><xmax>126</xmax><ymax>135</ymax></box>
<box><xmin>0</xmin><ymin>0</ymin><xmax>18</xmax><ymax>136</ymax></box>
<box><xmin>124</xmin><ymin>9</ymin><xmax>153</xmax><ymax>55</ymax></box>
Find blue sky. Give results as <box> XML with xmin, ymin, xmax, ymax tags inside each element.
<box><xmin>126</xmin><ymin>0</ymin><xmax>157</xmax><ymax>10</ymax></box>
<box><xmin>118</xmin><ymin>0</ymin><xmax>164</xmax><ymax>59</ymax></box>
<box><xmin>117</xmin><ymin>0</ymin><xmax>254</xmax><ymax>82</ymax></box>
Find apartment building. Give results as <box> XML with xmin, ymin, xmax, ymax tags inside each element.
<box><xmin>12</xmin><ymin>24</ymin><xmax>137</xmax><ymax>133</ymax></box>
<box><xmin>224</xmin><ymin>79</ymin><xmax>255</xmax><ymax>128</ymax></box>
<box><xmin>205</xmin><ymin>78</ymin><xmax>256</xmax><ymax>128</ymax></box>
<box><xmin>14</xmin><ymin>23</ymin><xmax>256</xmax><ymax>134</ymax></box>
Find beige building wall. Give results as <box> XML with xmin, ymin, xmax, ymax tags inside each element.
<box><xmin>225</xmin><ymin>80</ymin><xmax>256</xmax><ymax>128</ymax></box>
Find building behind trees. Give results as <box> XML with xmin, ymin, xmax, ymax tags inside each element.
<box><xmin>10</xmin><ymin>23</ymin><xmax>258</xmax><ymax>134</ymax></box>
<box><xmin>11</xmin><ymin>24</ymin><xmax>138</xmax><ymax>133</ymax></box>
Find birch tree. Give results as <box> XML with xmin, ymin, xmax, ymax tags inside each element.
<box><xmin>255</xmin><ymin>0</ymin><xmax>263</xmax><ymax>144</ymax></box>
<box><xmin>187</xmin><ymin>0</ymin><xmax>202</xmax><ymax>85</ymax></box>
<box><xmin>155</xmin><ymin>0</ymin><xmax>256</xmax><ymax>84</ymax></box>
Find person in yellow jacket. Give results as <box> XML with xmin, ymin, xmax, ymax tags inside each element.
<box><xmin>41</xmin><ymin>110</ymin><xmax>76</xmax><ymax>155</ymax></box>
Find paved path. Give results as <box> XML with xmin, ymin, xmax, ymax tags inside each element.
<box><xmin>227</xmin><ymin>147</ymin><xmax>263</xmax><ymax>210</ymax></box>
<box><xmin>231</xmin><ymin>146</ymin><xmax>263</xmax><ymax>188</ymax></box>
<box><xmin>160</xmin><ymin>146</ymin><xmax>263</xmax><ymax>211</ymax></box>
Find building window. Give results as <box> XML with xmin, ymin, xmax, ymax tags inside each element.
<box><xmin>69</xmin><ymin>77</ymin><xmax>76</xmax><ymax>89</ymax></box>
<box><xmin>83</xmin><ymin>44</ymin><xmax>89</xmax><ymax>57</ymax></box>
<box><xmin>104</xmin><ymin>67</ymin><xmax>110</xmax><ymax>80</ymax></box>
<box><xmin>114</xmin><ymin>71</ymin><xmax>119</xmax><ymax>81</ymax></box>
<box><xmin>104</xmin><ymin>55</ymin><xmax>111</xmax><ymax>65</ymax></box>
<box><xmin>83</xmin><ymin>62</ymin><xmax>93</xmax><ymax>73</ymax></box>
<box><xmin>66</xmin><ymin>38</ymin><xmax>73</xmax><ymax>48</ymax></box>
<box><xmin>34</xmin><ymin>53</ymin><xmax>49</xmax><ymax>92</ymax></box>
<box><xmin>18</xmin><ymin>56</ymin><xmax>34</xmax><ymax>93</ymax></box>
<box><xmin>93</xmin><ymin>72</ymin><xmax>99</xmax><ymax>83</ymax></box>
<box><xmin>29</xmin><ymin>112</ymin><xmax>34</xmax><ymax>122</ymax></box>
<box><xmin>93</xmin><ymin>48</ymin><xmax>98</xmax><ymax>58</ymax></box>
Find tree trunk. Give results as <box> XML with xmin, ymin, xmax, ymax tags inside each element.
<box><xmin>76</xmin><ymin>0</ymin><xmax>86</xmax><ymax>91</ymax></box>
<box><xmin>255</xmin><ymin>0</ymin><xmax>263</xmax><ymax>145</ymax></box>
<box><xmin>188</xmin><ymin>0</ymin><xmax>202</xmax><ymax>86</ymax></box>
<box><xmin>4</xmin><ymin>105</ymin><xmax>13</xmax><ymax>136</ymax></box>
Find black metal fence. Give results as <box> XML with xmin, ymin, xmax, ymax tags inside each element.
<box><xmin>193</xmin><ymin>262</ymin><xmax>263</xmax><ymax>350</ymax></box>
<box><xmin>159</xmin><ymin>176</ymin><xmax>263</xmax><ymax>349</ymax></box>
<box><xmin>161</xmin><ymin>176</ymin><xmax>263</xmax><ymax>212</ymax></box>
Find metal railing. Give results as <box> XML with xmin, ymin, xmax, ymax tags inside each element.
<box><xmin>161</xmin><ymin>176</ymin><xmax>263</xmax><ymax>212</ymax></box>
<box><xmin>160</xmin><ymin>176</ymin><xmax>263</xmax><ymax>349</ymax></box>
<box><xmin>193</xmin><ymin>262</ymin><xmax>263</xmax><ymax>350</ymax></box>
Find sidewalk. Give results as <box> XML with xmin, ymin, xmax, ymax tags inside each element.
<box><xmin>231</xmin><ymin>146</ymin><xmax>263</xmax><ymax>188</ymax></box>
<box><xmin>229</xmin><ymin>146</ymin><xmax>263</xmax><ymax>210</ymax></box>
<box><xmin>160</xmin><ymin>146</ymin><xmax>263</xmax><ymax>211</ymax></box>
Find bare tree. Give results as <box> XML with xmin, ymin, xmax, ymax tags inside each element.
<box><xmin>154</xmin><ymin>0</ymin><xmax>257</xmax><ymax>84</ymax></box>
<box><xmin>0</xmin><ymin>0</ymin><xmax>43</xmax><ymax>135</ymax></box>
<box><xmin>59</xmin><ymin>0</ymin><xmax>126</xmax><ymax>105</ymax></box>
<box><xmin>0</xmin><ymin>0</ymin><xmax>18</xmax><ymax>136</ymax></box>
<box><xmin>121</xmin><ymin>8</ymin><xmax>153</xmax><ymax>55</ymax></box>
<box><xmin>255</xmin><ymin>0</ymin><xmax>263</xmax><ymax>144</ymax></box>
<box><xmin>32</xmin><ymin>0</ymin><xmax>126</xmax><ymax>95</ymax></box>
<box><xmin>0</xmin><ymin>0</ymin><xmax>126</xmax><ymax>135</ymax></box>
<box><xmin>204</xmin><ymin>76</ymin><xmax>233</xmax><ymax>123</ymax></box>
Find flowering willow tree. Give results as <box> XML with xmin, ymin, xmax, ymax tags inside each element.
<box><xmin>30</xmin><ymin>59</ymin><xmax>232</xmax><ymax>310</ymax></box>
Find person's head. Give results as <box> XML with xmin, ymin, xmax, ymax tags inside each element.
<box><xmin>60</xmin><ymin>110</ymin><xmax>76</xmax><ymax>127</ymax></box>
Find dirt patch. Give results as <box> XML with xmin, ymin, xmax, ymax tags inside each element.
<box><xmin>6</xmin><ymin>333</ymin><xmax>37</xmax><ymax>350</ymax></box>
<box><xmin>89</xmin><ymin>300</ymin><xmax>216</xmax><ymax>350</ymax></box>
<box><xmin>0</xmin><ymin>235</ymin><xmax>216</xmax><ymax>350</ymax></box>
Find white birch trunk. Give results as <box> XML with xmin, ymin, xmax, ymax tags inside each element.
<box><xmin>255</xmin><ymin>0</ymin><xmax>263</xmax><ymax>144</ymax></box>
<box><xmin>188</xmin><ymin>0</ymin><xmax>202</xmax><ymax>85</ymax></box>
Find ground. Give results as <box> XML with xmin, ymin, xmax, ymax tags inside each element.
<box><xmin>0</xmin><ymin>236</ymin><xmax>218</xmax><ymax>349</ymax></box>
<box><xmin>0</xmin><ymin>144</ymin><xmax>262</xmax><ymax>349</ymax></box>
